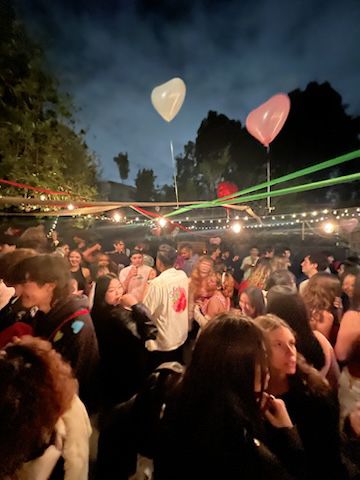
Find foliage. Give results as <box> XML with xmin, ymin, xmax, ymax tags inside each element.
<box><xmin>0</xmin><ymin>1</ymin><xmax>99</xmax><ymax>203</ymax></box>
<box><xmin>135</xmin><ymin>168</ymin><xmax>157</xmax><ymax>201</ymax></box>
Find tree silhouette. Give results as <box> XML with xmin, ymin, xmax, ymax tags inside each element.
<box><xmin>135</xmin><ymin>168</ymin><xmax>157</xmax><ymax>201</ymax></box>
<box><xmin>113</xmin><ymin>152</ymin><xmax>129</xmax><ymax>181</ymax></box>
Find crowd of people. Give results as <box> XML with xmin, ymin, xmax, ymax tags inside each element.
<box><xmin>0</xmin><ymin>224</ymin><xmax>359</xmax><ymax>479</ymax></box>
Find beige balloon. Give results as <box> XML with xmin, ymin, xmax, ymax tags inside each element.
<box><xmin>151</xmin><ymin>77</ymin><xmax>186</xmax><ymax>122</ymax></box>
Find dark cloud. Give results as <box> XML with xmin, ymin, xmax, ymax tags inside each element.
<box><xmin>18</xmin><ymin>0</ymin><xmax>360</xmax><ymax>184</ymax></box>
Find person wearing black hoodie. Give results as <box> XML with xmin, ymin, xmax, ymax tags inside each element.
<box><xmin>14</xmin><ymin>254</ymin><xmax>99</xmax><ymax>412</ymax></box>
<box><xmin>91</xmin><ymin>274</ymin><xmax>157</xmax><ymax>410</ymax></box>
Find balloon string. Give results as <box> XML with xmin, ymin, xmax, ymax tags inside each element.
<box><xmin>170</xmin><ymin>140</ymin><xmax>180</xmax><ymax>208</ymax></box>
<box><xmin>266</xmin><ymin>145</ymin><xmax>272</xmax><ymax>212</ymax></box>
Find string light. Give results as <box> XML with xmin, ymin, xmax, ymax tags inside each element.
<box><xmin>113</xmin><ymin>212</ymin><xmax>121</xmax><ymax>222</ymax></box>
<box><xmin>67</xmin><ymin>203</ymin><xmax>75</xmax><ymax>211</ymax></box>
<box><xmin>323</xmin><ymin>222</ymin><xmax>336</xmax><ymax>234</ymax></box>
<box><xmin>231</xmin><ymin>222</ymin><xmax>242</xmax><ymax>234</ymax></box>
<box><xmin>158</xmin><ymin>218</ymin><xmax>167</xmax><ymax>227</ymax></box>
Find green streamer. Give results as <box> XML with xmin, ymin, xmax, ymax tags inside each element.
<box><xmin>164</xmin><ymin>149</ymin><xmax>360</xmax><ymax>218</ymax></box>
<box><xmin>210</xmin><ymin>172</ymin><xmax>360</xmax><ymax>206</ymax></box>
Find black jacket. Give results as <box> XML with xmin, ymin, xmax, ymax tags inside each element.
<box><xmin>92</xmin><ymin>303</ymin><xmax>156</xmax><ymax>408</ymax></box>
<box><xmin>33</xmin><ymin>295</ymin><xmax>99</xmax><ymax>411</ymax></box>
<box><xmin>281</xmin><ymin>375</ymin><xmax>349</xmax><ymax>480</ymax></box>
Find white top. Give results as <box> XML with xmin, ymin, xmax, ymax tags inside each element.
<box><xmin>299</xmin><ymin>278</ymin><xmax>309</xmax><ymax>295</ymax></box>
<box><xmin>16</xmin><ymin>395</ymin><xmax>91</xmax><ymax>480</ymax></box>
<box><xmin>241</xmin><ymin>255</ymin><xmax>258</xmax><ymax>280</ymax></box>
<box><xmin>143</xmin><ymin>268</ymin><xmax>189</xmax><ymax>352</ymax></box>
<box><xmin>120</xmin><ymin>264</ymin><xmax>152</xmax><ymax>302</ymax></box>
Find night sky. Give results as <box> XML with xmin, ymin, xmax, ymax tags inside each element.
<box><xmin>17</xmin><ymin>0</ymin><xmax>360</xmax><ymax>185</ymax></box>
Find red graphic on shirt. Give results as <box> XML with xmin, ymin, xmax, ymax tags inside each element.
<box><xmin>172</xmin><ymin>287</ymin><xmax>187</xmax><ymax>313</ymax></box>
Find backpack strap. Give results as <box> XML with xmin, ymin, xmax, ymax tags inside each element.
<box><xmin>48</xmin><ymin>309</ymin><xmax>89</xmax><ymax>342</ymax></box>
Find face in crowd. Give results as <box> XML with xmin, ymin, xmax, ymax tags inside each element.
<box><xmin>130</xmin><ymin>253</ymin><xmax>143</xmax><ymax>268</ymax></box>
<box><xmin>69</xmin><ymin>251</ymin><xmax>82</xmax><ymax>268</ymax></box>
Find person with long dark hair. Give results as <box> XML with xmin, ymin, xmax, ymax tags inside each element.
<box><xmin>257</xmin><ymin>314</ymin><xmax>348</xmax><ymax>480</ymax></box>
<box><xmin>239</xmin><ymin>286</ymin><xmax>266</xmax><ymax>318</ymax></box>
<box><xmin>266</xmin><ymin>286</ymin><xmax>340</xmax><ymax>387</ymax></box>
<box><xmin>91</xmin><ymin>273</ymin><xmax>156</xmax><ymax>408</ymax></box>
<box><xmin>154</xmin><ymin>314</ymin><xmax>305</xmax><ymax>480</ymax></box>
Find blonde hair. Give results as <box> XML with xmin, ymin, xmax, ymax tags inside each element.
<box><xmin>248</xmin><ymin>259</ymin><xmax>273</xmax><ymax>289</ymax></box>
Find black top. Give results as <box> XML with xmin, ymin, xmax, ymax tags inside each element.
<box><xmin>92</xmin><ymin>303</ymin><xmax>156</xmax><ymax>407</ymax></box>
<box><xmin>33</xmin><ymin>295</ymin><xmax>99</xmax><ymax>412</ymax></box>
<box><xmin>154</xmin><ymin>392</ymin><xmax>305</xmax><ymax>480</ymax></box>
<box><xmin>280</xmin><ymin>375</ymin><xmax>348</xmax><ymax>480</ymax></box>
<box><xmin>109</xmin><ymin>252</ymin><xmax>130</xmax><ymax>269</ymax></box>
<box><xmin>70</xmin><ymin>267</ymin><xmax>88</xmax><ymax>292</ymax></box>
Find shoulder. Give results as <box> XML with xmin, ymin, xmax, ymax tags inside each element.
<box><xmin>341</xmin><ymin>310</ymin><xmax>360</xmax><ymax>324</ymax></box>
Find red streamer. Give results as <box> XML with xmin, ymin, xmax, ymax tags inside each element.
<box><xmin>0</xmin><ymin>179</ymin><xmax>84</xmax><ymax>198</ymax></box>
<box><xmin>131</xmin><ymin>205</ymin><xmax>190</xmax><ymax>232</ymax></box>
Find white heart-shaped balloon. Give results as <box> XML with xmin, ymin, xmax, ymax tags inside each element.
<box><xmin>151</xmin><ymin>77</ymin><xmax>186</xmax><ymax>122</ymax></box>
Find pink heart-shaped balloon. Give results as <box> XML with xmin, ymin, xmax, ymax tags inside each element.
<box><xmin>246</xmin><ymin>93</ymin><xmax>291</xmax><ymax>147</ymax></box>
<box><xmin>340</xmin><ymin>218</ymin><xmax>359</xmax><ymax>233</ymax></box>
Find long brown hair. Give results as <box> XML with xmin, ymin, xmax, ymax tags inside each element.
<box><xmin>302</xmin><ymin>272</ymin><xmax>341</xmax><ymax>314</ymax></box>
<box><xmin>256</xmin><ymin>314</ymin><xmax>330</xmax><ymax>396</ymax></box>
<box><xmin>247</xmin><ymin>258</ymin><xmax>273</xmax><ymax>289</ymax></box>
<box><xmin>179</xmin><ymin>314</ymin><xmax>269</xmax><ymax>433</ymax></box>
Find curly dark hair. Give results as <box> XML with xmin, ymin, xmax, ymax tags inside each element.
<box><xmin>0</xmin><ymin>336</ymin><xmax>77</xmax><ymax>477</ymax></box>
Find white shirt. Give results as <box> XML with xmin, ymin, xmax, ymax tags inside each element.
<box><xmin>241</xmin><ymin>255</ymin><xmax>259</xmax><ymax>280</ymax></box>
<box><xmin>143</xmin><ymin>268</ymin><xmax>189</xmax><ymax>352</ymax></box>
<box><xmin>299</xmin><ymin>278</ymin><xmax>309</xmax><ymax>295</ymax></box>
<box><xmin>120</xmin><ymin>264</ymin><xmax>152</xmax><ymax>302</ymax></box>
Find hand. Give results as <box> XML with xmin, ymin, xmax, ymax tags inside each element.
<box><xmin>333</xmin><ymin>296</ymin><xmax>343</xmax><ymax>310</ymax></box>
<box><xmin>121</xmin><ymin>293</ymin><xmax>138</xmax><ymax>308</ymax></box>
<box><xmin>128</xmin><ymin>266</ymin><xmax>138</xmax><ymax>278</ymax></box>
<box><xmin>232</xmin><ymin>255</ymin><xmax>240</xmax><ymax>262</ymax></box>
<box><xmin>263</xmin><ymin>394</ymin><xmax>293</xmax><ymax>428</ymax></box>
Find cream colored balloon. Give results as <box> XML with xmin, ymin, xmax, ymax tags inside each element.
<box><xmin>151</xmin><ymin>77</ymin><xmax>186</xmax><ymax>122</ymax></box>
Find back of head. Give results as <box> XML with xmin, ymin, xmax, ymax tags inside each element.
<box><xmin>266</xmin><ymin>286</ymin><xmax>325</xmax><ymax>370</ymax></box>
<box><xmin>248</xmin><ymin>257</ymin><xmax>272</xmax><ymax>289</ymax></box>
<box><xmin>302</xmin><ymin>272</ymin><xmax>341</xmax><ymax>312</ymax></box>
<box><xmin>157</xmin><ymin>244</ymin><xmax>177</xmax><ymax>268</ymax></box>
<box><xmin>0</xmin><ymin>336</ymin><xmax>76</xmax><ymax>477</ymax></box>
<box><xmin>182</xmin><ymin>313</ymin><xmax>268</xmax><ymax>427</ymax></box>
<box><xmin>17</xmin><ymin>225</ymin><xmax>48</xmax><ymax>252</ymax></box>
<box><xmin>265</xmin><ymin>269</ymin><xmax>296</xmax><ymax>291</ymax></box>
